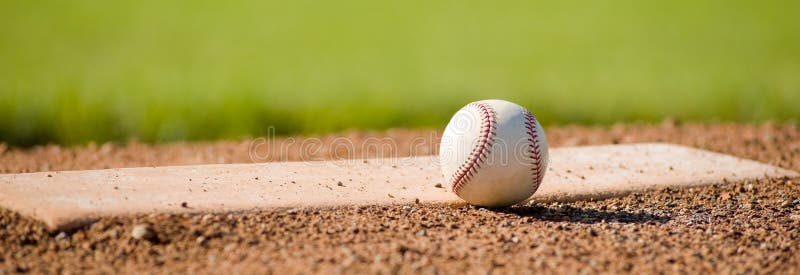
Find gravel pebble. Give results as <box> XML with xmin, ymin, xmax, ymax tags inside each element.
<box><xmin>54</xmin><ymin>232</ymin><xmax>68</xmax><ymax>241</ymax></box>
<box><xmin>130</xmin><ymin>224</ymin><xmax>156</xmax><ymax>241</ymax></box>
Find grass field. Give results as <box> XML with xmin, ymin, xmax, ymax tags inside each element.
<box><xmin>1</xmin><ymin>0</ymin><xmax>798</xmax><ymax>146</ymax></box>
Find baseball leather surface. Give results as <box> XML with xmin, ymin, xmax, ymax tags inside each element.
<box><xmin>439</xmin><ymin>99</ymin><xmax>549</xmax><ymax>207</ymax></box>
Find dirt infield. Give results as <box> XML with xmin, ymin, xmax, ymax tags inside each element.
<box><xmin>2</xmin><ymin>122</ymin><xmax>800</xmax><ymax>274</ymax></box>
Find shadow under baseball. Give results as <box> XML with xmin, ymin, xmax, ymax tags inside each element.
<box><xmin>497</xmin><ymin>204</ymin><xmax>671</xmax><ymax>224</ymax></box>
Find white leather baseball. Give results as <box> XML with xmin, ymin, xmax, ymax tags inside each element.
<box><xmin>439</xmin><ymin>99</ymin><xmax>549</xmax><ymax>207</ymax></box>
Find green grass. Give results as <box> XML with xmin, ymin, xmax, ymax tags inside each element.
<box><xmin>1</xmin><ymin>0</ymin><xmax>799</xmax><ymax>146</ymax></box>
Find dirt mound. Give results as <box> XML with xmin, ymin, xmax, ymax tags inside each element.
<box><xmin>2</xmin><ymin>122</ymin><xmax>799</xmax><ymax>273</ymax></box>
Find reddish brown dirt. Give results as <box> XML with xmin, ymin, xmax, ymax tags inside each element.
<box><xmin>2</xmin><ymin>122</ymin><xmax>800</xmax><ymax>274</ymax></box>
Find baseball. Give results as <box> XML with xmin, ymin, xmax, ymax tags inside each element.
<box><xmin>439</xmin><ymin>99</ymin><xmax>549</xmax><ymax>207</ymax></box>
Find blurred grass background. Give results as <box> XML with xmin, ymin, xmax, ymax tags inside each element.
<box><xmin>1</xmin><ymin>0</ymin><xmax>798</xmax><ymax>146</ymax></box>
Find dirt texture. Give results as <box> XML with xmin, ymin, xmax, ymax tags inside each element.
<box><xmin>2</xmin><ymin>122</ymin><xmax>800</xmax><ymax>274</ymax></box>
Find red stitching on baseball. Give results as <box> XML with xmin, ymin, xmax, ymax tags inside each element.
<box><xmin>524</xmin><ymin>110</ymin><xmax>545</xmax><ymax>191</ymax></box>
<box><xmin>450</xmin><ymin>102</ymin><xmax>497</xmax><ymax>194</ymax></box>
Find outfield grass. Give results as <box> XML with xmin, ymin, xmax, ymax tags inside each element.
<box><xmin>1</xmin><ymin>0</ymin><xmax>798</xmax><ymax>146</ymax></box>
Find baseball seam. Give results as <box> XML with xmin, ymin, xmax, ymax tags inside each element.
<box><xmin>524</xmin><ymin>110</ymin><xmax>545</xmax><ymax>191</ymax></box>
<box><xmin>450</xmin><ymin>102</ymin><xmax>497</xmax><ymax>194</ymax></box>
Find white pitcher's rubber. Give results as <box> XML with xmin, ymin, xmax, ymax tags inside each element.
<box><xmin>1</xmin><ymin>143</ymin><xmax>796</xmax><ymax>231</ymax></box>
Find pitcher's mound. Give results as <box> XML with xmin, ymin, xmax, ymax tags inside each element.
<box><xmin>0</xmin><ymin>143</ymin><xmax>795</xmax><ymax>231</ymax></box>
